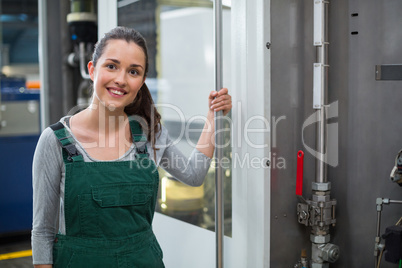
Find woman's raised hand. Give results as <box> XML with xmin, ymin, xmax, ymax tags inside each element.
<box><xmin>208</xmin><ymin>88</ymin><xmax>232</xmax><ymax>116</ymax></box>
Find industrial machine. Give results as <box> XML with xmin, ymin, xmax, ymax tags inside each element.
<box><xmin>66</xmin><ymin>0</ymin><xmax>97</xmax><ymax>109</ymax></box>
<box><xmin>373</xmin><ymin>151</ymin><xmax>402</xmax><ymax>266</ymax></box>
<box><xmin>270</xmin><ymin>0</ymin><xmax>402</xmax><ymax>267</ymax></box>
<box><xmin>0</xmin><ymin>76</ymin><xmax>40</xmax><ymax>235</ymax></box>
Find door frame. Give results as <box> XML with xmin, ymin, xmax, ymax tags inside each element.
<box><xmin>230</xmin><ymin>0</ymin><xmax>271</xmax><ymax>267</ymax></box>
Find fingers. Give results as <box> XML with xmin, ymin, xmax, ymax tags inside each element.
<box><xmin>211</xmin><ymin>94</ymin><xmax>231</xmax><ymax>105</ymax></box>
<box><xmin>209</xmin><ymin>90</ymin><xmax>218</xmax><ymax>100</ymax></box>
<box><xmin>211</xmin><ymin>95</ymin><xmax>231</xmax><ymax>108</ymax></box>
<box><xmin>217</xmin><ymin>87</ymin><xmax>228</xmax><ymax>95</ymax></box>
<box><xmin>211</xmin><ymin>88</ymin><xmax>231</xmax><ymax>105</ymax></box>
<box><xmin>210</xmin><ymin>88</ymin><xmax>228</xmax><ymax>97</ymax></box>
<box><xmin>210</xmin><ymin>88</ymin><xmax>229</xmax><ymax>101</ymax></box>
<box><xmin>210</xmin><ymin>88</ymin><xmax>232</xmax><ymax>115</ymax></box>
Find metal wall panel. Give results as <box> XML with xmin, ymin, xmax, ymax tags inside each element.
<box><xmin>270</xmin><ymin>0</ymin><xmax>402</xmax><ymax>266</ymax></box>
<box><xmin>270</xmin><ymin>1</ymin><xmax>314</xmax><ymax>265</ymax></box>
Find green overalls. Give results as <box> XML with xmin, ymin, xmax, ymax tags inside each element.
<box><xmin>50</xmin><ymin>119</ymin><xmax>164</xmax><ymax>268</ymax></box>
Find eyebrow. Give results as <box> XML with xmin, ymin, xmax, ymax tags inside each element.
<box><xmin>106</xmin><ymin>58</ymin><xmax>144</xmax><ymax>69</ymax></box>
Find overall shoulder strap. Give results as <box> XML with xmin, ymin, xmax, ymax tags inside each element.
<box><xmin>50</xmin><ymin>121</ymin><xmax>84</xmax><ymax>162</ymax></box>
<box><xmin>128</xmin><ymin>118</ymin><xmax>149</xmax><ymax>158</ymax></box>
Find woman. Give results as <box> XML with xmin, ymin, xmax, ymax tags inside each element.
<box><xmin>32</xmin><ymin>26</ymin><xmax>232</xmax><ymax>267</ymax></box>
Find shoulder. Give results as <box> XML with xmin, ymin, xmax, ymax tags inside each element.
<box><xmin>37</xmin><ymin>116</ymin><xmax>71</xmax><ymax>148</ymax></box>
<box><xmin>38</xmin><ymin>126</ymin><xmax>58</xmax><ymax>146</ymax></box>
<box><xmin>34</xmin><ymin>124</ymin><xmax>63</xmax><ymax>165</ymax></box>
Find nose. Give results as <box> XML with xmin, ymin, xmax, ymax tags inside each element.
<box><xmin>114</xmin><ymin>70</ymin><xmax>126</xmax><ymax>87</ymax></box>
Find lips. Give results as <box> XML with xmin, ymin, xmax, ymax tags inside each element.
<box><xmin>107</xmin><ymin>87</ymin><xmax>127</xmax><ymax>97</ymax></box>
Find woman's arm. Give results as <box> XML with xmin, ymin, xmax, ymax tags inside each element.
<box><xmin>32</xmin><ymin>127</ymin><xmax>63</xmax><ymax>266</ymax></box>
<box><xmin>196</xmin><ymin>88</ymin><xmax>232</xmax><ymax>158</ymax></box>
<box><xmin>157</xmin><ymin>88</ymin><xmax>231</xmax><ymax>186</ymax></box>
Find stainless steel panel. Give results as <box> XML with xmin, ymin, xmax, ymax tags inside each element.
<box><xmin>270</xmin><ymin>0</ymin><xmax>315</xmax><ymax>265</ymax></box>
<box><xmin>0</xmin><ymin>101</ymin><xmax>40</xmax><ymax>136</ymax></box>
<box><xmin>271</xmin><ymin>0</ymin><xmax>402</xmax><ymax>266</ymax></box>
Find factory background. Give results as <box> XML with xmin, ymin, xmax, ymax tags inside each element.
<box><xmin>0</xmin><ymin>0</ymin><xmax>401</xmax><ymax>267</ymax></box>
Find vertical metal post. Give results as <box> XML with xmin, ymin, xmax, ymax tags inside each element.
<box><xmin>314</xmin><ymin>0</ymin><xmax>329</xmax><ymax>184</ymax></box>
<box><xmin>38</xmin><ymin>0</ymin><xmax>50</xmax><ymax>130</ymax></box>
<box><xmin>213</xmin><ymin>0</ymin><xmax>224</xmax><ymax>268</ymax></box>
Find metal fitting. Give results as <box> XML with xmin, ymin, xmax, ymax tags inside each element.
<box><xmin>312</xmin><ymin>182</ymin><xmax>331</xmax><ymax>191</ymax></box>
<box><xmin>376</xmin><ymin>198</ymin><xmax>390</xmax><ymax>211</ymax></box>
<box><xmin>312</xmin><ymin>263</ymin><xmax>329</xmax><ymax>268</ymax></box>
<box><xmin>297</xmin><ymin>203</ymin><xmax>310</xmax><ymax>226</ymax></box>
<box><xmin>320</xmin><ymin>243</ymin><xmax>340</xmax><ymax>263</ymax></box>
<box><xmin>374</xmin><ymin>241</ymin><xmax>384</xmax><ymax>251</ymax></box>
<box><xmin>311</xmin><ymin>234</ymin><xmax>330</xmax><ymax>244</ymax></box>
<box><xmin>374</xmin><ymin>243</ymin><xmax>385</xmax><ymax>257</ymax></box>
<box><xmin>313</xmin><ymin>194</ymin><xmax>330</xmax><ymax>202</ymax></box>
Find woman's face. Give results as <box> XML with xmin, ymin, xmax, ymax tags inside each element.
<box><xmin>88</xmin><ymin>39</ymin><xmax>146</xmax><ymax>112</ymax></box>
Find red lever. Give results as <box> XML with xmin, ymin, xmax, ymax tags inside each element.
<box><xmin>296</xmin><ymin>150</ymin><xmax>304</xmax><ymax>196</ymax></box>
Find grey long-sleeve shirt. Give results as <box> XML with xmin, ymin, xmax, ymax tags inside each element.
<box><xmin>31</xmin><ymin>116</ymin><xmax>212</xmax><ymax>265</ymax></box>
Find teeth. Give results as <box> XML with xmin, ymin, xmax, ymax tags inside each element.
<box><xmin>110</xmin><ymin>89</ymin><xmax>124</xmax><ymax>95</ymax></box>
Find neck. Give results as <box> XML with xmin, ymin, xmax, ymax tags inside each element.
<box><xmin>85</xmin><ymin>101</ymin><xmax>128</xmax><ymax>133</ymax></box>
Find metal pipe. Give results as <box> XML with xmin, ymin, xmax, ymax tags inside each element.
<box><xmin>320</xmin><ymin>206</ymin><xmax>324</xmax><ymax>224</ymax></box>
<box><xmin>315</xmin><ymin>1</ymin><xmax>329</xmax><ymax>184</ymax></box>
<box><xmin>79</xmin><ymin>42</ymin><xmax>91</xmax><ymax>80</ymax></box>
<box><xmin>39</xmin><ymin>0</ymin><xmax>50</xmax><ymax>130</ymax></box>
<box><xmin>213</xmin><ymin>0</ymin><xmax>224</xmax><ymax>267</ymax></box>
<box><xmin>311</xmin><ymin>1</ymin><xmax>338</xmax><ymax>266</ymax></box>
<box><xmin>376</xmin><ymin>210</ymin><xmax>382</xmax><ymax>238</ymax></box>
<box><xmin>375</xmin><ymin>209</ymin><xmax>382</xmax><ymax>267</ymax></box>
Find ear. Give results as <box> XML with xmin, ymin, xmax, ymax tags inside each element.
<box><xmin>141</xmin><ymin>76</ymin><xmax>146</xmax><ymax>88</ymax></box>
<box><xmin>88</xmin><ymin>61</ymin><xmax>95</xmax><ymax>81</ymax></box>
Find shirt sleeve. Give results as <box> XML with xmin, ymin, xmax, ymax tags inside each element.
<box><xmin>31</xmin><ymin>127</ymin><xmax>63</xmax><ymax>265</ymax></box>
<box><xmin>158</xmin><ymin>127</ymin><xmax>212</xmax><ymax>187</ymax></box>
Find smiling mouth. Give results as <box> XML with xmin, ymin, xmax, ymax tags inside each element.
<box><xmin>107</xmin><ymin>88</ymin><xmax>127</xmax><ymax>96</ymax></box>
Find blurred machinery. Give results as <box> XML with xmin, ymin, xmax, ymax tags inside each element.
<box><xmin>295</xmin><ymin>150</ymin><xmax>339</xmax><ymax>268</ymax></box>
<box><xmin>0</xmin><ymin>76</ymin><xmax>40</xmax><ymax>235</ymax></box>
<box><xmin>390</xmin><ymin>150</ymin><xmax>402</xmax><ymax>186</ymax></box>
<box><xmin>66</xmin><ymin>0</ymin><xmax>97</xmax><ymax>109</ymax></box>
<box><xmin>269</xmin><ymin>0</ymin><xmax>402</xmax><ymax>265</ymax></box>
<box><xmin>374</xmin><ymin>150</ymin><xmax>402</xmax><ymax>267</ymax></box>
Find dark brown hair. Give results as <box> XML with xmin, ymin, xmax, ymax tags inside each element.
<box><xmin>92</xmin><ymin>26</ymin><xmax>161</xmax><ymax>156</ymax></box>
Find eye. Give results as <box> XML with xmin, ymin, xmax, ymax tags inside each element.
<box><xmin>106</xmin><ymin>64</ymin><xmax>116</xmax><ymax>70</ymax></box>
<box><xmin>129</xmin><ymin>69</ymin><xmax>139</xmax><ymax>75</ymax></box>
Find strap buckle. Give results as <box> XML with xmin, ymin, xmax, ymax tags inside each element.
<box><xmin>135</xmin><ymin>144</ymin><xmax>149</xmax><ymax>157</ymax></box>
<box><xmin>59</xmin><ymin>136</ymin><xmax>81</xmax><ymax>161</ymax></box>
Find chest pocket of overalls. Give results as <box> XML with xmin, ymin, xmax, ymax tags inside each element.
<box><xmin>78</xmin><ymin>182</ymin><xmax>154</xmax><ymax>238</ymax></box>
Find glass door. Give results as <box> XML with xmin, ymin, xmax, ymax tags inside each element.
<box><xmin>98</xmin><ymin>0</ymin><xmax>271</xmax><ymax>267</ymax></box>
